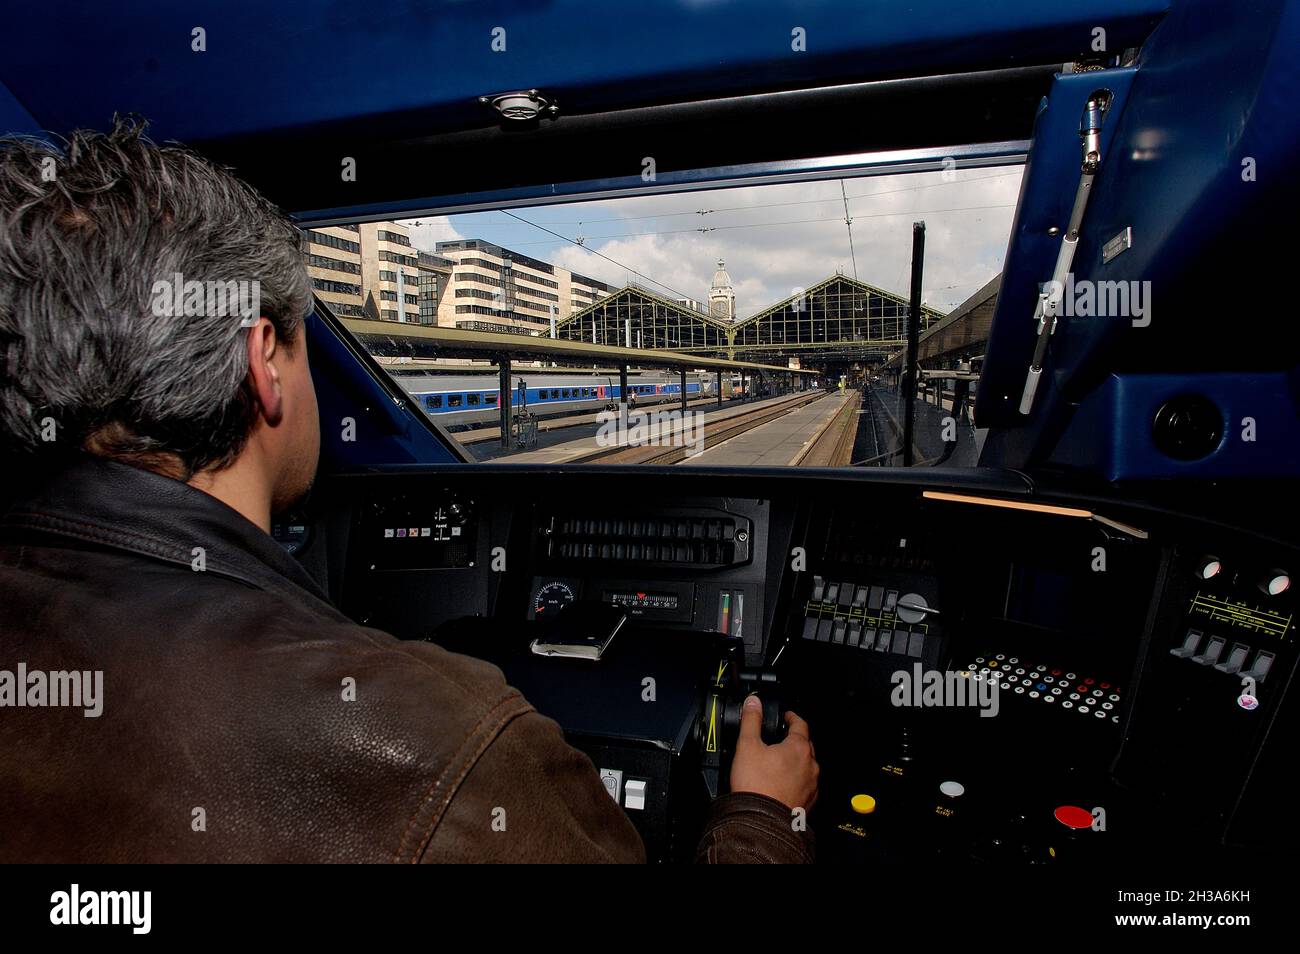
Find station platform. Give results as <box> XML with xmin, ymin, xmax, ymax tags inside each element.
<box><xmin>681</xmin><ymin>391</ymin><xmax>856</xmax><ymax>467</ymax></box>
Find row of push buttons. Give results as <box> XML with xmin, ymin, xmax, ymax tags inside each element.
<box><xmin>962</xmin><ymin>655</ymin><xmax>1122</xmax><ymax>724</ymax></box>
<box><xmin>801</xmin><ymin>577</ymin><xmax>931</xmax><ymax>658</ymax></box>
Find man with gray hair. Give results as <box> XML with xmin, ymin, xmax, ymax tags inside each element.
<box><xmin>0</xmin><ymin>117</ymin><xmax>818</xmax><ymax>863</ymax></box>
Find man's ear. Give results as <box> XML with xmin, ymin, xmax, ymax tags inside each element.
<box><xmin>245</xmin><ymin>318</ymin><xmax>284</xmax><ymax>427</ymax></box>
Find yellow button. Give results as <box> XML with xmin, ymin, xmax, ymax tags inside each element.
<box><xmin>850</xmin><ymin>794</ymin><xmax>877</xmax><ymax>814</ymax></box>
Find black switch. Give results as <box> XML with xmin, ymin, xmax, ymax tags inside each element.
<box><xmin>1244</xmin><ymin>650</ymin><xmax>1275</xmax><ymax>683</ymax></box>
<box><xmin>1170</xmin><ymin>629</ymin><xmax>1202</xmax><ymax>658</ymax></box>
<box><xmin>1213</xmin><ymin>643</ymin><xmax>1250</xmax><ymax>674</ymax></box>
<box><xmin>816</xmin><ymin>617</ymin><xmax>833</xmax><ymax>642</ymax></box>
<box><xmin>1191</xmin><ymin>636</ymin><xmax>1226</xmax><ymax>666</ymax></box>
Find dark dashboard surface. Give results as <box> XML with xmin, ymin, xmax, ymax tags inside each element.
<box><xmin>290</xmin><ymin>466</ymin><xmax>1299</xmax><ymax>863</ymax></box>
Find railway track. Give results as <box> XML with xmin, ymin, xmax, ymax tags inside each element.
<box><xmin>576</xmin><ymin>390</ymin><xmax>827</xmax><ymax>465</ymax></box>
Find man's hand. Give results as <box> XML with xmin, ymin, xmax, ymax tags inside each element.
<box><xmin>729</xmin><ymin>695</ymin><xmax>819</xmax><ymax>811</ymax></box>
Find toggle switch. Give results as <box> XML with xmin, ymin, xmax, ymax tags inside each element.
<box><xmin>1170</xmin><ymin>629</ymin><xmax>1202</xmax><ymax>658</ymax></box>
<box><xmin>624</xmin><ymin>778</ymin><xmax>648</xmax><ymax>811</ymax></box>
<box><xmin>1213</xmin><ymin>642</ymin><xmax>1251</xmax><ymax>675</ymax></box>
<box><xmin>1243</xmin><ymin>650</ymin><xmax>1275</xmax><ymax>683</ymax></box>
<box><xmin>1191</xmin><ymin>636</ymin><xmax>1226</xmax><ymax>666</ymax></box>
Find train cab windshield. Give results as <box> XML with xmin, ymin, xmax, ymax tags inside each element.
<box><xmin>1</xmin><ymin>0</ymin><xmax>1297</xmax><ymax>922</ymax></box>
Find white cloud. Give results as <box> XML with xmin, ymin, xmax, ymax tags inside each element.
<box><xmin>400</xmin><ymin>166</ymin><xmax>1021</xmax><ymax>314</ymax></box>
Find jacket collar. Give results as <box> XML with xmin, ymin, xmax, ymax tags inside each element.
<box><xmin>2</xmin><ymin>455</ymin><xmax>334</xmax><ymax>609</ymax></box>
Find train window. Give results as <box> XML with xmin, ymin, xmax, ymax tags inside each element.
<box><xmin>426</xmin><ymin>395</ymin><xmax>442</xmax><ymax>409</ymax></box>
<box><xmin>486</xmin><ymin>393</ymin><xmax>499</xmax><ymax>405</ymax></box>
<box><xmin>371</xmin><ymin>165</ymin><xmax>1020</xmax><ymax>466</ymax></box>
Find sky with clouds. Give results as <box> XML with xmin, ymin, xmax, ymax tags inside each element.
<box><xmin>401</xmin><ymin>165</ymin><xmax>1022</xmax><ymax>316</ymax></box>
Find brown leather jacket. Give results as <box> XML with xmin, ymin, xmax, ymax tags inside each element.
<box><xmin>0</xmin><ymin>458</ymin><xmax>812</xmax><ymax>863</ymax></box>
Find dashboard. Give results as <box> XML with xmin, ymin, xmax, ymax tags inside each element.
<box><xmin>291</xmin><ymin>467</ymin><xmax>1299</xmax><ymax>864</ymax></box>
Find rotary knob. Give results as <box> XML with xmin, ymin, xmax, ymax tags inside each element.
<box><xmin>1260</xmin><ymin>570</ymin><xmax>1290</xmax><ymax>597</ymax></box>
<box><xmin>1193</xmin><ymin>556</ymin><xmax>1223</xmax><ymax>581</ymax></box>
<box><xmin>896</xmin><ymin>593</ymin><xmax>933</xmax><ymax>624</ymax></box>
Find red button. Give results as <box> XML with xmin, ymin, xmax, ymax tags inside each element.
<box><xmin>1100</xmin><ymin>682</ymin><xmax>1111</xmax><ymax>689</ymax></box>
<box><xmin>1084</xmin><ymin>678</ymin><xmax>1095</xmax><ymax>685</ymax></box>
<box><xmin>1051</xmin><ymin>669</ymin><xmax>1062</xmax><ymax>676</ymax></box>
<box><xmin>1054</xmin><ymin>805</ymin><xmax>1094</xmax><ymax>830</ymax></box>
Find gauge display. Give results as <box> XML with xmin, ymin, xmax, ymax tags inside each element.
<box><xmin>532</xmin><ymin>580</ymin><xmax>576</xmax><ymax>618</ymax></box>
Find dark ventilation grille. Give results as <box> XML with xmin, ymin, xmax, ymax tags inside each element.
<box><xmin>542</xmin><ymin>509</ymin><xmax>751</xmax><ymax>568</ymax></box>
<box><xmin>820</xmin><ymin>508</ymin><xmax>933</xmax><ymax>571</ymax></box>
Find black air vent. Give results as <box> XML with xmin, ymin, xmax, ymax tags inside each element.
<box><xmin>820</xmin><ymin>508</ymin><xmax>933</xmax><ymax>571</ymax></box>
<box><xmin>542</xmin><ymin>509</ymin><xmax>751</xmax><ymax>568</ymax></box>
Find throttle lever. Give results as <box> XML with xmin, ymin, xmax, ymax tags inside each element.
<box><xmin>722</xmin><ymin>696</ymin><xmax>786</xmax><ymax>745</ymax></box>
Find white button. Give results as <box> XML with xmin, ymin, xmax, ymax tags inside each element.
<box><xmin>1063</xmin><ymin>701</ymin><xmax>1074</xmax><ymax>709</ymax></box>
<box><xmin>625</xmin><ymin>778</ymin><xmax>648</xmax><ymax>810</ymax></box>
<box><xmin>1066</xmin><ymin>672</ymin><xmax>1077</xmax><ymax>680</ymax></box>
<box><xmin>1069</xmin><ymin>693</ymin><xmax>1080</xmax><ymax>701</ymax></box>
<box><xmin>1051</xmin><ymin>688</ymin><xmax>1062</xmax><ymax>695</ymax></box>
<box><xmin>1015</xmin><ymin>668</ymin><xmax>1025</xmax><ymax>675</ymax></box>
<box><xmin>1014</xmin><ymin>686</ymin><xmax>1025</xmax><ymax>694</ymax></box>
<box><xmin>1102</xmin><ymin>702</ymin><xmax>1113</xmax><ymax>711</ymax></box>
<box><xmin>1008</xmin><ymin>657</ymin><xmax>1020</xmax><ymax>664</ymax></box>
<box><xmin>1109</xmin><ymin>694</ymin><xmax>1120</xmax><ymax>701</ymax></box>
<box><xmin>996</xmin><ymin>654</ymin><xmax>1006</xmax><ymax>661</ymax></box>
<box><xmin>940</xmin><ymin>781</ymin><xmax>965</xmax><ymax>798</ymax></box>
<box><xmin>1095</xmin><ymin>711</ymin><xmax>1107</xmax><ymax>719</ymax></box>
<box><xmin>1044</xmin><ymin>695</ymin><xmax>1056</xmax><ymax>703</ymax></box>
<box><xmin>599</xmin><ymin>768</ymin><xmax>623</xmax><ymax>802</ymax></box>
<box><xmin>1078</xmin><ymin>706</ymin><xmax>1091</xmax><ymax>715</ymax></box>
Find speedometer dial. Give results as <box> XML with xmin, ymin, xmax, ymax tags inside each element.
<box><xmin>533</xmin><ymin>580</ymin><xmax>576</xmax><ymax>618</ymax></box>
